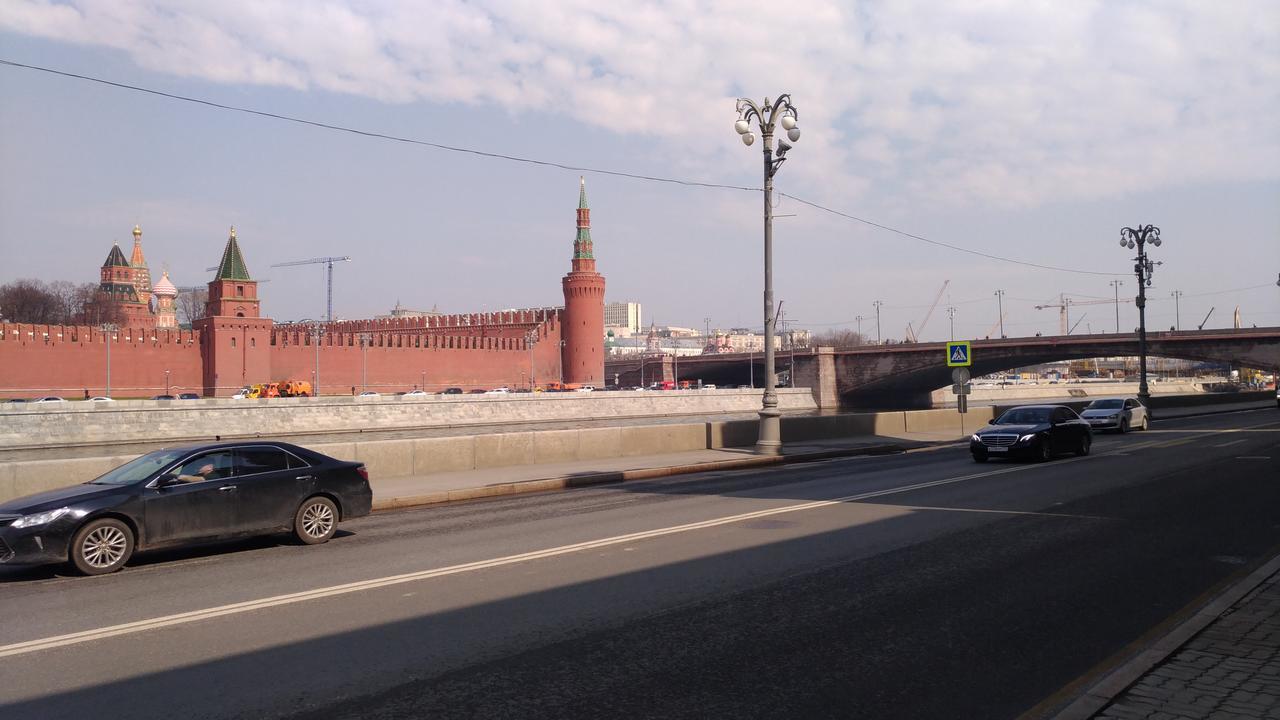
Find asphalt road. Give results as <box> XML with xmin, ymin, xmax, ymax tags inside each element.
<box><xmin>1</xmin><ymin>409</ymin><xmax>1277</xmax><ymax>719</ymax></box>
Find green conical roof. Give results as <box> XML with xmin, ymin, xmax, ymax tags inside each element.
<box><xmin>578</xmin><ymin>176</ymin><xmax>588</xmax><ymax>209</ymax></box>
<box><xmin>102</xmin><ymin>243</ymin><xmax>130</xmax><ymax>268</ymax></box>
<box><xmin>574</xmin><ymin>177</ymin><xmax>594</xmax><ymax>259</ymax></box>
<box><xmin>214</xmin><ymin>226</ymin><xmax>251</xmax><ymax>280</ymax></box>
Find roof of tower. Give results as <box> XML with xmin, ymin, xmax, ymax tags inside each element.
<box><xmin>214</xmin><ymin>226</ymin><xmax>252</xmax><ymax>281</ymax></box>
<box><xmin>578</xmin><ymin>176</ymin><xmax>588</xmax><ymax>209</ymax></box>
<box><xmin>130</xmin><ymin>225</ymin><xmax>147</xmax><ymax>265</ymax></box>
<box><xmin>574</xmin><ymin>177</ymin><xmax>594</xmax><ymax>260</ymax></box>
<box><xmin>153</xmin><ymin>271</ymin><xmax>177</xmax><ymax>296</ymax></box>
<box><xmin>102</xmin><ymin>242</ymin><xmax>130</xmax><ymax>268</ymax></box>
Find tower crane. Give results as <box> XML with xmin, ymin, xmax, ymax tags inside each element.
<box><xmin>983</xmin><ymin>311</ymin><xmax>1007</xmax><ymax>339</ymax></box>
<box><xmin>905</xmin><ymin>280</ymin><xmax>949</xmax><ymax>343</ymax></box>
<box><xmin>269</xmin><ymin>256</ymin><xmax>352</xmax><ymax>323</ymax></box>
<box><xmin>1035</xmin><ymin>294</ymin><xmax>1128</xmax><ymax>335</ymax></box>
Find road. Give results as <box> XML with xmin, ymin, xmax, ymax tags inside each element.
<box><xmin>1</xmin><ymin>409</ymin><xmax>1276</xmax><ymax>719</ymax></box>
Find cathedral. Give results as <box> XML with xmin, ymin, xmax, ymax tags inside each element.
<box><xmin>93</xmin><ymin>225</ymin><xmax>177</xmax><ymax>329</ymax></box>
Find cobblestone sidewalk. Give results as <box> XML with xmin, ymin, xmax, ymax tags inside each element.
<box><xmin>1095</xmin><ymin>570</ymin><xmax>1280</xmax><ymax>719</ymax></box>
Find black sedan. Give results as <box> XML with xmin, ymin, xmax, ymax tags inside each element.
<box><xmin>970</xmin><ymin>404</ymin><xmax>1092</xmax><ymax>463</ymax></box>
<box><xmin>0</xmin><ymin>441</ymin><xmax>372</xmax><ymax>575</ymax></box>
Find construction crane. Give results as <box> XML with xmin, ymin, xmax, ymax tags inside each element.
<box><xmin>1035</xmin><ymin>294</ymin><xmax>1128</xmax><ymax>335</ymax></box>
<box><xmin>1197</xmin><ymin>307</ymin><xmax>1215</xmax><ymax>330</ymax></box>
<box><xmin>270</xmin><ymin>256</ymin><xmax>352</xmax><ymax>323</ymax></box>
<box><xmin>984</xmin><ymin>311</ymin><xmax>1007</xmax><ymax>339</ymax></box>
<box><xmin>905</xmin><ymin>280</ymin><xmax>949</xmax><ymax>343</ymax></box>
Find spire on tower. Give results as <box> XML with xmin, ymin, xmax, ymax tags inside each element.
<box><xmin>574</xmin><ymin>176</ymin><xmax>594</xmax><ymax>260</ymax></box>
<box><xmin>214</xmin><ymin>226</ymin><xmax>252</xmax><ymax>280</ymax></box>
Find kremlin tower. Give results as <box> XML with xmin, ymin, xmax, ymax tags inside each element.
<box><xmin>129</xmin><ymin>224</ymin><xmax>153</xmax><ymax>309</ymax></box>
<box><xmin>153</xmin><ymin>271</ymin><xmax>178</xmax><ymax>328</ymax></box>
<box><xmin>561</xmin><ymin>178</ymin><xmax>606</xmax><ymax>386</ymax></box>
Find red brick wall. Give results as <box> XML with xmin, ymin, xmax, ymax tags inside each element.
<box><xmin>0</xmin><ymin>323</ymin><xmax>202</xmax><ymax>398</ymax></box>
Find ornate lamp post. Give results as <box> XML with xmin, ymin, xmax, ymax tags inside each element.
<box><xmin>735</xmin><ymin>93</ymin><xmax>801</xmax><ymax>455</ymax></box>
<box><xmin>1119</xmin><ymin>224</ymin><xmax>1162</xmax><ymax>402</ymax></box>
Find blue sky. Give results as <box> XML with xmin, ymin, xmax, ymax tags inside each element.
<box><xmin>1</xmin><ymin>0</ymin><xmax>1277</xmax><ymax>341</ymax></box>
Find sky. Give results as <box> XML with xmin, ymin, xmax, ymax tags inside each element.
<box><xmin>0</xmin><ymin>0</ymin><xmax>1277</xmax><ymax>342</ymax></box>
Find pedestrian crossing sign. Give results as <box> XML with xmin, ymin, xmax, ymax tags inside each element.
<box><xmin>946</xmin><ymin>341</ymin><xmax>971</xmax><ymax>367</ymax></box>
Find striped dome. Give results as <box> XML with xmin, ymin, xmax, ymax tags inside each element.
<box><xmin>153</xmin><ymin>271</ymin><xmax>178</xmax><ymax>297</ymax></box>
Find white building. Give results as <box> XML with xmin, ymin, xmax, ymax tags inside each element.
<box><xmin>604</xmin><ymin>301</ymin><xmax>643</xmax><ymax>334</ymax></box>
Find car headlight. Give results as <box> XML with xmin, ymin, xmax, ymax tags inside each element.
<box><xmin>1019</xmin><ymin>434</ymin><xmax>1037</xmax><ymax>443</ymax></box>
<box><xmin>971</xmin><ymin>434</ymin><xmax>982</xmax><ymax>442</ymax></box>
<box><xmin>1108</xmin><ymin>413</ymin><xmax>1119</xmax><ymax>419</ymax></box>
<box><xmin>11</xmin><ymin>506</ymin><xmax>71</xmax><ymax>529</ymax></box>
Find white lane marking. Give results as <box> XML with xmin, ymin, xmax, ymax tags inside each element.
<box><xmin>1213</xmin><ymin>439</ymin><xmax>1248</xmax><ymax>447</ymax></box>
<box><xmin>1234</xmin><ymin>456</ymin><xmax>1272</xmax><ymax>461</ymax></box>
<box><xmin>0</xmin><ymin>460</ymin><xmax>1077</xmax><ymax>659</ymax></box>
<box><xmin>890</xmin><ymin>505</ymin><xmax>1113</xmax><ymax>521</ymax></box>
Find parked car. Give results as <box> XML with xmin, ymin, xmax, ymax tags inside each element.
<box><xmin>356</xmin><ymin>391</ymin><xmax>380</xmax><ymax>398</ymax></box>
<box><xmin>7</xmin><ymin>398</ymin><xmax>29</xmax><ymax>403</ymax></box>
<box><xmin>88</xmin><ymin>396</ymin><xmax>115</xmax><ymax>402</ymax></box>
<box><xmin>1079</xmin><ymin>397</ymin><xmax>1149</xmax><ymax>433</ymax></box>
<box><xmin>0</xmin><ymin>441</ymin><xmax>372</xmax><ymax>575</ymax></box>
<box><xmin>402</xmin><ymin>389</ymin><xmax>430</xmax><ymax>397</ymax></box>
<box><xmin>231</xmin><ymin>388</ymin><xmax>250</xmax><ymax>399</ymax></box>
<box><xmin>177</xmin><ymin>392</ymin><xmax>201</xmax><ymax>400</ymax></box>
<box><xmin>33</xmin><ymin>396</ymin><xmax>66</xmax><ymax>403</ymax></box>
<box><xmin>484</xmin><ymin>387</ymin><xmax>510</xmax><ymax>395</ymax></box>
<box><xmin>151</xmin><ymin>394</ymin><xmax>177</xmax><ymax>400</ymax></box>
<box><xmin>575</xmin><ymin>385</ymin><xmax>595</xmax><ymax>392</ymax></box>
<box><xmin>442</xmin><ymin>387</ymin><xmax>464</xmax><ymax>395</ymax></box>
<box><xmin>970</xmin><ymin>404</ymin><xmax>1092</xmax><ymax>463</ymax></box>
<box><xmin>467</xmin><ymin>389</ymin><xmax>487</xmax><ymax>394</ymax></box>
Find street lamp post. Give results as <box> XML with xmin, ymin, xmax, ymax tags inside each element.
<box><xmin>855</xmin><ymin>314</ymin><xmax>864</xmax><ymax>342</ymax></box>
<box><xmin>101</xmin><ymin>323</ymin><xmax>117</xmax><ymax>397</ymax></box>
<box><xmin>873</xmin><ymin>300</ymin><xmax>884</xmax><ymax>345</ymax></box>
<box><xmin>1119</xmin><ymin>224</ymin><xmax>1163</xmax><ymax>402</ymax></box>
<box><xmin>300</xmin><ymin>320</ymin><xmax>324</xmax><ymax>397</ymax></box>
<box><xmin>164</xmin><ymin>369</ymin><xmax>170</xmax><ymax>396</ymax></box>
<box><xmin>947</xmin><ymin>305</ymin><xmax>957</xmax><ymax>341</ymax></box>
<box><xmin>994</xmin><ymin>290</ymin><xmax>1005</xmax><ymax>338</ymax></box>
<box><xmin>1171</xmin><ymin>290</ymin><xmax>1183</xmax><ymax>331</ymax></box>
<box><xmin>526</xmin><ymin>330</ymin><xmax>537</xmax><ymax>390</ymax></box>
<box><xmin>735</xmin><ymin>93</ymin><xmax>801</xmax><ymax>455</ymax></box>
<box><xmin>421</xmin><ymin>370</ymin><xmax>426</xmax><ymax>392</ymax></box>
<box><xmin>359</xmin><ymin>332</ymin><xmax>372</xmax><ymax>392</ymax></box>
<box><xmin>1110</xmin><ymin>280</ymin><xmax>1124</xmax><ymax>333</ymax></box>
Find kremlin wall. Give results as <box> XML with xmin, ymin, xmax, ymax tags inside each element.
<box><xmin>0</xmin><ymin>181</ymin><xmax>606</xmax><ymax>398</ymax></box>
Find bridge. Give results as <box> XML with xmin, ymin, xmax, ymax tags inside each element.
<box><xmin>605</xmin><ymin>327</ymin><xmax>1280</xmax><ymax>408</ymax></box>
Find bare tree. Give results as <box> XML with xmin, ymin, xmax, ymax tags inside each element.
<box><xmin>811</xmin><ymin>329</ymin><xmax>867</xmax><ymax>348</ymax></box>
<box><xmin>177</xmin><ymin>289</ymin><xmax>208</xmax><ymax>326</ymax></box>
<box><xmin>0</xmin><ymin>279</ymin><xmax>61</xmax><ymax>323</ymax></box>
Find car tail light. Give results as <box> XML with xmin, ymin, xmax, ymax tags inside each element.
<box><xmin>356</xmin><ymin>465</ymin><xmax>369</xmax><ymax>482</ymax></box>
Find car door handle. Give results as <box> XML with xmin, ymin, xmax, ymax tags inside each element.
<box><xmin>218</xmin><ymin>485</ymin><xmax>237</xmax><ymax>492</ymax></box>
<box><xmin>295</xmin><ymin>475</ymin><xmax>314</xmax><ymax>481</ymax></box>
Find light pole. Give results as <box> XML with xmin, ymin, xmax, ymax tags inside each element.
<box><xmin>1110</xmin><ymin>280</ymin><xmax>1124</xmax><ymax>333</ymax></box>
<box><xmin>101</xmin><ymin>323</ymin><xmax>117</xmax><ymax>397</ymax></box>
<box><xmin>735</xmin><ymin>93</ymin><xmax>801</xmax><ymax>454</ymax></box>
<box><xmin>164</xmin><ymin>369</ymin><xmax>170</xmax><ymax>396</ymax></box>
<box><xmin>855</xmin><ymin>314</ymin><xmax>864</xmax><ymax>342</ymax></box>
<box><xmin>1171</xmin><ymin>290</ymin><xmax>1183</xmax><ymax>331</ymax></box>
<box><xmin>359</xmin><ymin>332</ymin><xmax>372</xmax><ymax>392</ymax></box>
<box><xmin>946</xmin><ymin>305</ymin><xmax>957</xmax><ymax>340</ymax></box>
<box><xmin>1119</xmin><ymin>224</ymin><xmax>1163</xmax><ymax>402</ymax></box>
<box><xmin>994</xmin><ymin>290</ymin><xmax>1005</xmax><ymax>338</ymax></box>
<box><xmin>526</xmin><ymin>330</ymin><xmax>537</xmax><ymax>390</ymax></box>
<box><xmin>873</xmin><ymin>300</ymin><xmax>884</xmax><ymax>345</ymax></box>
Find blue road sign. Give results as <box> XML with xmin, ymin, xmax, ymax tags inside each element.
<box><xmin>946</xmin><ymin>341</ymin><xmax>972</xmax><ymax>367</ymax></box>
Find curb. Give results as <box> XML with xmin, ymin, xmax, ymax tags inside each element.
<box><xmin>1048</xmin><ymin>550</ymin><xmax>1280</xmax><ymax>720</ymax></box>
<box><xmin>371</xmin><ymin>442</ymin><xmax>909</xmax><ymax>512</ymax></box>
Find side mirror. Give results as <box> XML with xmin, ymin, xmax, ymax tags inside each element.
<box><xmin>155</xmin><ymin>473</ymin><xmax>181</xmax><ymax>488</ymax></box>
<box><xmin>988</xmin><ymin>419</ymin><xmax>996</xmax><ymax>425</ymax></box>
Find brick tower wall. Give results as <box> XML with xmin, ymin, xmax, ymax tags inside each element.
<box><xmin>561</xmin><ymin>276</ymin><xmax>605</xmax><ymax>386</ymax></box>
<box><xmin>0</xmin><ymin>323</ymin><xmax>202</xmax><ymax>398</ymax></box>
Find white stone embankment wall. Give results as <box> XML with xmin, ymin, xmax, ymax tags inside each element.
<box><xmin>0</xmin><ymin>388</ymin><xmax>817</xmax><ymax>449</ymax></box>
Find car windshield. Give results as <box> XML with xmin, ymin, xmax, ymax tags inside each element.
<box><xmin>90</xmin><ymin>448</ymin><xmax>191</xmax><ymax>485</ymax></box>
<box><xmin>996</xmin><ymin>407</ymin><xmax>1052</xmax><ymax>424</ymax></box>
<box><xmin>1087</xmin><ymin>399</ymin><xmax>1124</xmax><ymax>409</ymax></box>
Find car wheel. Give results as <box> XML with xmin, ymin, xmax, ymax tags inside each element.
<box><xmin>1119</xmin><ymin>417</ymin><xmax>1130</xmax><ymax>434</ymax></box>
<box><xmin>1075</xmin><ymin>434</ymin><xmax>1091</xmax><ymax>456</ymax></box>
<box><xmin>1139</xmin><ymin>415</ymin><xmax>1149</xmax><ymax>431</ymax></box>
<box><xmin>294</xmin><ymin>496</ymin><xmax>338</xmax><ymax>545</ymax></box>
<box><xmin>1036</xmin><ymin>440</ymin><xmax>1052</xmax><ymax>462</ymax></box>
<box><xmin>70</xmin><ymin>518</ymin><xmax>134</xmax><ymax>575</ymax></box>
<box><xmin>972</xmin><ymin>451</ymin><xmax>988</xmax><ymax>463</ymax></box>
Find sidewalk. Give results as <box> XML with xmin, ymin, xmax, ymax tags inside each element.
<box><xmin>1057</xmin><ymin>556</ymin><xmax>1280</xmax><ymax>720</ymax></box>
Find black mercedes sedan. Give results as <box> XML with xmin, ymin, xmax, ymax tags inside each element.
<box><xmin>0</xmin><ymin>441</ymin><xmax>372</xmax><ymax>575</ymax></box>
<box><xmin>970</xmin><ymin>404</ymin><xmax>1092</xmax><ymax>463</ymax></box>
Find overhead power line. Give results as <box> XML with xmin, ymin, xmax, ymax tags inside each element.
<box><xmin>4</xmin><ymin>58</ymin><xmax>1126</xmax><ymax>277</ymax></box>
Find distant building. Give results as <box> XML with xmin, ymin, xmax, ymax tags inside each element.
<box><xmin>604</xmin><ymin>301</ymin><xmax>643</xmax><ymax>334</ymax></box>
<box><xmin>378</xmin><ymin>301</ymin><xmax>443</xmax><ymax>320</ymax></box>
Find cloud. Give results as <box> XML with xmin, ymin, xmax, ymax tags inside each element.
<box><xmin>1</xmin><ymin>0</ymin><xmax>1277</xmax><ymax>210</ymax></box>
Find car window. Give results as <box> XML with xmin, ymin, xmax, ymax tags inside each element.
<box><xmin>1088</xmin><ymin>399</ymin><xmax>1123</xmax><ymax>409</ymax></box>
<box><xmin>1054</xmin><ymin>408</ymin><xmax>1075</xmax><ymax>422</ymax></box>
<box><xmin>235</xmin><ymin>447</ymin><xmax>290</xmax><ymax>475</ymax></box>
<box><xmin>173</xmin><ymin>450</ymin><xmax>236</xmax><ymax>482</ymax></box>
<box><xmin>91</xmin><ymin>448</ymin><xmax>190</xmax><ymax>485</ymax></box>
<box><xmin>997</xmin><ymin>408</ymin><xmax>1051</xmax><ymax>424</ymax></box>
<box><xmin>1124</xmin><ymin>400</ymin><xmax>1137</xmax><ymax>409</ymax></box>
<box><xmin>286</xmin><ymin>451</ymin><xmax>311</xmax><ymax>469</ymax></box>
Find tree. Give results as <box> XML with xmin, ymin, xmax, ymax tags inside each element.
<box><xmin>177</xmin><ymin>289</ymin><xmax>208</xmax><ymax>326</ymax></box>
<box><xmin>810</xmin><ymin>329</ymin><xmax>867</xmax><ymax>348</ymax></box>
